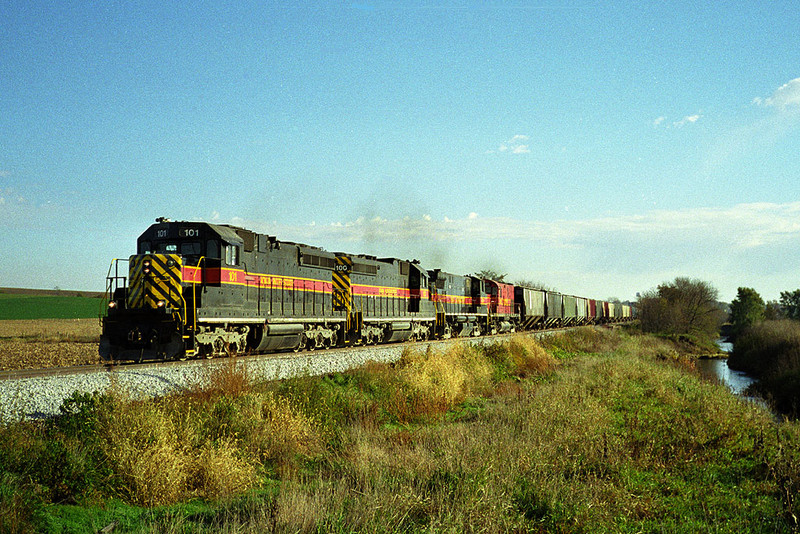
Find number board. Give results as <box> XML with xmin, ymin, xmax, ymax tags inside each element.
<box><xmin>179</xmin><ymin>228</ymin><xmax>200</xmax><ymax>238</ymax></box>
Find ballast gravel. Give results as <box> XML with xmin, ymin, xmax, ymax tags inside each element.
<box><xmin>0</xmin><ymin>338</ymin><xmax>490</xmax><ymax>421</ymax></box>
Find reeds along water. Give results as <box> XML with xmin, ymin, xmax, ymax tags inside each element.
<box><xmin>727</xmin><ymin>320</ymin><xmax>800</xmax><ymax>416</ymax></box>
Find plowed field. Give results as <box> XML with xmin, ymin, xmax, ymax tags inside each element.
<box><xmin>0</xmin><ymin>319</ymin><xmax>101</xmax><ymax>370</ymax></box>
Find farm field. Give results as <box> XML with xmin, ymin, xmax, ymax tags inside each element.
<box><xmin>0</xmin><ymin>289</ymin><xmax>105</xmax><ymax>321</ymax></box>
<box><xmin>0</xmin><ymin>289</ymin><xmax>103</xmax><ymax>370</ymax></box>
<box><xmin>0</xmin><ymin>319</ymin><xmax>101</xmax><ymax>370</ymax></box>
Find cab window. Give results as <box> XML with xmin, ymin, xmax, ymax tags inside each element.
<box><xmin>225</xmin><ymin>245</ymin><xmax>240</xmax><ymax>266</ymax></box>
<box><xmin>180</xmin><ymin>242</ymin><xmax>202</xmax><ymax>255</ymax></box>
<box><xmin>206</xmin><ymin>240</ymin><xmax>220</xmax><ymax>259</ymax></box>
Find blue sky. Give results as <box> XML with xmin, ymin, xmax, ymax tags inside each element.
<box><xmin>2</xmin><ymin>1</ymin><xmax>800</xmax><ymax>303</ymax></box>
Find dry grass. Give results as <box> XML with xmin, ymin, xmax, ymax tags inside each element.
<box><xmin>0</xmin><ymin>340</ymin><xmax>100</xmax><ymax>371</ymax></box>
<box><xmin>188</xmin><ymin>358</ymin><xmax>254</xmax><ymax>400</ymax></box>
<box><xmin>505</xmin><ymin>335</ymin><xmax>559</xmax><ymax>376</ymax></box>
<box><xmin>400</xmin><ymin>344</ymin><xmax>494</xmax><ymax>406</ymax></box>
<box><xmin>193</xmin><ymin>439</ymin><xmax>258</xmax><ymax>500</ymax></box>
<box><xmin>91</xmin><ymin>361</ymin><xmax>323</xmax><ymax>506</ymax></box>
<box><xmin>97</xmin><ymin>395</ymin><xmax>192</xmax><ymax>507</ymax></box>
<box><xmin>240</xmin><ymin>330</ymin><xmax>788</xmax><ymax>532</ymax></box>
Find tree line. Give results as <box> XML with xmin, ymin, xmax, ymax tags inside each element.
<box><xmin>729</xmin><ymin>287</ymin><xmax>800</xmax><ymax>335</ymax></box>
<box><xmin>637</xmin><ymin>277</ymin><xmax>799</xmax><ymax>416</ymax></box>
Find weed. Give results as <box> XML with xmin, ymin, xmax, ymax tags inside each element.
<box><xmin>192</xmin><ymin>439</ymin><xmax>258</xmax><ymax>500</ymax></box>
<box><xmin>190</xmin><ymin>358</ymin><xmax>253</xmax><ymax>401</ymax></box>
<box><xmin>0</xmin><ymin>472</ymin><xmax>44</xmax><ymax>534</ymax></box>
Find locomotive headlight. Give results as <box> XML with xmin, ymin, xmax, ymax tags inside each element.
<box><xmin>143</xmin><ymin>260</ymin><xmax>151</xmax><ymax>274</ymax></box>
<box><xmin>156</xmin><ymin>300</ymin><xmax>166</xmax><ymax>308</ymax></box>
<box><xmin>108</xmin><ymin>301</ymin><xmax>117</xmax><ymax>309</ymax></box>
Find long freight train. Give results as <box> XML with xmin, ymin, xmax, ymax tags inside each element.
<box><xmin>100</xmin><ymin>218</ymin><xmax>633</xmax><ymax>361</ymax></box>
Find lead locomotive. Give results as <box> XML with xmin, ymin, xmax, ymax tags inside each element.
<box><xmin>100</xmin><ymin>218</ymin><xmax>631</xmax><ymax>361</ymax></box>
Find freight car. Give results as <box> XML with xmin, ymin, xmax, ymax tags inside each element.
<box><xmin>100</xmin><ymin>219</ymin><xmax>633</xmax><ymax>361</ymax></box>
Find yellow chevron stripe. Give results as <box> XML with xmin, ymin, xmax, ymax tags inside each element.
<box><xmin>333</xmin><ymin>256</ymin><xmax>352</xmax><ymax>311</ymax></box>
<box><xmin>127</xmin><ymin>254</ymin><xmax>183</xmax><ymax>310</ymax></box>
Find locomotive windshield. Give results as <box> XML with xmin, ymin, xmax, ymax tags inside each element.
<box><xmin>138</xmin><ymin>240</ymin><xmax>203</xmax><ymax>258</ymax></box>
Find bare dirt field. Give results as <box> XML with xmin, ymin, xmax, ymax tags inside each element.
<box><xmin>0</xmin><ymin>319</ymin><xmax>101</xmax><ymax>370</ymax></box>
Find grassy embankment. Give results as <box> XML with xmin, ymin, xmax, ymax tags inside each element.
<box><xmin>730</xmin><ymin>320</ymin><xmax>800</xmax><ymax>416</ymax></box>
<box><xmin>1</xmin><ymin>328</ymin><xmax>799</xmax><ymax>533</ymax></box>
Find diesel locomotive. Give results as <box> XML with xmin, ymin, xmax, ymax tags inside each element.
<box><xmin>100</xmin><ymin>218</ymin><xmax>632</xmax><ymax>361</ymax></box>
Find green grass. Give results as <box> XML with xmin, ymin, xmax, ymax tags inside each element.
<box><xmin>0</xmin><ymin>294</ymin><xmax>104</xmax><ymax>320</ymax></box>
<box><xmin>2</xmin><ymin>329</ymin><xmax>799</xmax><ymax>533</ymax></box>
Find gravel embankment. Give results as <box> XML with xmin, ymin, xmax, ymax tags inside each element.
<box><xmin>0</xmin><ymin>340</ymin><xmax>454</xmax><ymax>421</ymax></box>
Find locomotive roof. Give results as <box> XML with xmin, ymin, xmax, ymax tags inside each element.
<box><xmin>208</xmin><ymin>223</ymin><xmax>245</xmax><ymax>244</ymax></box>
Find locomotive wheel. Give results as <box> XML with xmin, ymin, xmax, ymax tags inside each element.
<box><xmin>212</xmin><ymin>338</ymin><xmax>225</xmax><ymax>358</ymax></box>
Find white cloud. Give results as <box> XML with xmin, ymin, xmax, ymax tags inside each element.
<box><xmin>653</xmin><ymin>113</ymin><xmax>701</xmax><ymax>128</ymax></box>
<box><xmin>222</xmin><ymin>201</ymin><xmax>800</xmax><ymax>302</ymax></box>
<box><xmin>229</xmin><ymin>201</ymin><xmax>800</xmax><ymax>253</ymax></box>
<box><xmin>756</xmin><ymin>77</ymin><xmax>800</xmax><ymax>110</ymax></box>
<box><xmin>492</xmin><ymin>134</ymin><xmax>530</xmax><ymax>154</ymax></box>
<box><xmin>673</xmin><ymin>113</ymin><xmax>701</xmax><ymax>127</ymax></box>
